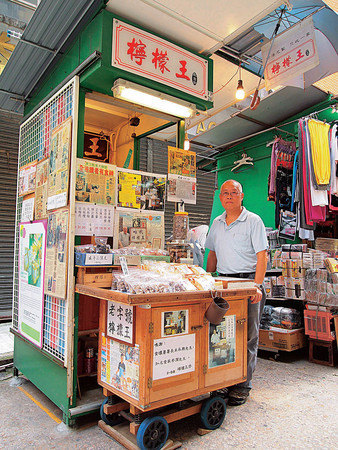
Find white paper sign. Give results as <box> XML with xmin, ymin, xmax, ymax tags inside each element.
<box><xmin>21</xmin><ymin>197</ymin><xmax>35</xmax><ymax>222</ymax></box>
<box><xmin>262</xmin><ymin>17</ymin><xmax>319</xmax><ymax>90</ymax></box>
<box><xmin>107</xmin><ymin>301</ymin><xmax>134</xmax><ymax>344</ymax></box>
<box><xmin>119</xmin><ymin>256</ymin><xmax>130</xmax><ymax>276</ymax></box>
<box><xmin>82</xmin><ymin>253</ymin><xmax>113</xmax><ymax>266</ymax></box>
<box><xmin>112</xmin><ymin>19</ymin><xmax>209</xmax><ymax>101</ymax></box>
<box><xmin>18</xmin><ymin>220</ymin><xmax>47</xmax><ymax>347</ymax></box>
<box><xmin>167</xmin><ymin>174</ymin><xmax>196</xmax><ymax>204</ymax></box>
<box><xmin>75</xmin><ymin>202</ymin><xmax>114</xmax><ymax>236</ymax></box>
<box><xmin>153</xmin><ymin>334</ymin><xmax>195</xmax><ymax>380</ymax></box>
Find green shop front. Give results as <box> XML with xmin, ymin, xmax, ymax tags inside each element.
<box><xmin>12</xmin><ymin>9</ymin><xmax>213</xmax><ymax>425</ymax></box>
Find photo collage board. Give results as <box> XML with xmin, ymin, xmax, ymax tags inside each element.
<box><xmin>17</xmin><ymin>107</ymin><xmax>73</xmax><ymax>355</ymax></box>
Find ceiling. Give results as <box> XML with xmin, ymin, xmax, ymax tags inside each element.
<box><xmin>0</xmin><ymin>0</ymin><xmax>336</xmax><ymax>156</ymax></box>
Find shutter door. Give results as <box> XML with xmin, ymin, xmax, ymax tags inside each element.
<box><xmin>139</xmin><ymin>137</ymin><xmax>215</xmax><ymax>241</ymax></box>
<box><xmin>0</xmin><ymin>110</ymin><xmax>21</xmax><ymax>318</ymax></box>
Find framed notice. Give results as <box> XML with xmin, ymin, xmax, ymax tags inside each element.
<box><xmin>114</xmin><ymin>208</ymin><xmax>165</xmax><ymax>249</ymax></box>
<box><xmin>168</xmin><ymin>146</ymin><xmax>196</xmax><ymax>178</ymax></box>
<box><xmin>35</xmin><ymin>158</ymin><xmax>49</xmax><ymax>219</ymax></box>
<box><xmin>117</xmin><ymin>168</ymin><xmax>166</xmax><ymax>211</ymax></box>
<box><xmin>107</xmin><ymin>301</ymin><xmax>134</xmax><ymax>344</ymax></box>
<box><xmin>75</xmin><ymin>159</ymin><xmax>116</xmax><ymax>205</ymax></box>
<box><xmin>47</xmin><ymin>117</ymin><xmax>72</xmax><ymax>210</ymax></box>
<box><xmin>18</xmin><ymin>220</ymin><xmax>47</xmax><ymax>347</ymax></box>
<box><xmin>18</xmin><ymin>160</ymin><xmax>37</xmax><ymax>197</ymax></box>
<box><xmin>209</xmin><ymin>315</ymin><xmax>236</xmax><ymax>368</ymax></box>
<box><xmin>75</xmin><ymin>202</ymin><xmax>114</xmax><ymax>236</ymax></box>
<box><xmin>45</xmin><ymin>208</ymin><xmax>69</xmax><ymax>299</ymax></box>
<box><xmin>167</xmin><ymin>174</ymin><xmax>196</xmax><ymax>204</ymax></box>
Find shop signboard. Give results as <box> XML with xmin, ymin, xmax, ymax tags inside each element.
<box><xmin>107</xmin><ymin>301</ymin><xmax>134</xmax><ymax>345</ymax></box>
<box><xmin>18</xmin><ymin>220</ymin><xmax>47</xmax><ymax>348</ymax></box>
<box><xmin>262</xmin><ymin>17</ymin><xmax>319</xmax><ymax>90</ymax></box>
<box><xmin>112</xmin><ymin>19</ymin><xmax>210</xmax><ymax>101</ymax></box>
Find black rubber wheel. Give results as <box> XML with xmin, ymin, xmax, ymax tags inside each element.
<box><xmin>136</xmin><ymin>416</ymin><xmax>169</xmax><ymax>449</ymax></box>
<box><xmin>100</xmin><ymin>398</ymin><xmax>122</xmax><ymax>426</ymax></box>
<box><xmin>200</xmin><ymin>395</ymin><xmax>226</xmax><ymax>430</ymax></box>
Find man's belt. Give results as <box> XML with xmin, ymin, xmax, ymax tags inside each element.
<box><xmin>218</xmin><ymin>272</ymin><xmax>255</xmax><ymax>278</ymax></box>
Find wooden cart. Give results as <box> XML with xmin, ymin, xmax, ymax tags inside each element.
<box><xmin>76</xmin><ymin>281</ymin><xmax>255</xmax><ymax>449</ymax></box>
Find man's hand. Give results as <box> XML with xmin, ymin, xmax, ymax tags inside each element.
<box><xmin>250</xmin><ymin>287</ymin><xmax>262</xmax><ymax>304</ymax></box>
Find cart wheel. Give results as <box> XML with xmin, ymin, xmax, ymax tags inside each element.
<box><xmin>100</xmin><ymin>398</ymin><xmax>121</xmax><ymax>426</ymax></box>
<box><xmin>136</xmin><ymin>416</ymin><xmax>169</xmax><ymax>450</ymax></box>
<box><xmin>200</xmin><ymin>396</ymin><xmax>226</xmax><ymax>430</ymax></box>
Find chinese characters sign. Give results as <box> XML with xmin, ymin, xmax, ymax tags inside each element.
<box><xmin>112</xmin><ymin>19</ymin><xmax>209</xmax><ymax>101</ymax></box>
<box><xmin>75</xmin><ymin>202</ymin><xmax>114</xmax><ymax>237</ymax></box>
<box><xmin>168</xmin><ymin>146</ymin><xmax>196</xmax><ymax>178</ymax></box>
<box><xmin>107</xmin><ymin>301</ymin><xmax>134</xmax><ymax>344</ymax></box>
<box><xmin>153</xmin><ymin>334</ymin><xmax>195</xmax><ymax>380</ymax></box>
<box><xmin>76</xmin><ymin>159</ymin><xmax>116</xmax><ymax>205</ymax></box>
<box><xmin>262</xmin><ymin>17</ymin><xmax>319</xmax><ymax>90</ymax></box>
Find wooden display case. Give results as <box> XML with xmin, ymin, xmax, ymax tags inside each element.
<box><xmin>75</xmin><ymin>282</ymin><xmax>255</xmax><ymax>443</ymax></box>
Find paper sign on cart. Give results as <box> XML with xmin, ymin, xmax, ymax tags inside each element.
<box><xmin>209</xmin><ymin>315</ymin><xmax>236</xmax><ymax>368</ymax></box>
<box><xmin>107</xmin><ymin>301</ymin><xmax>134</xmax><ymax>344</ymax></box>
<box><xmin>153</xmin><ymin>334</ymin><xmax>195</xmax><ymax>380</ymax></box>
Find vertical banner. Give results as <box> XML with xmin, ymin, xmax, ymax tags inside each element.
<box><xmin>18</xmin><ymin>220</ymin><xmax>47</xmax><ymax>347</ymax></box>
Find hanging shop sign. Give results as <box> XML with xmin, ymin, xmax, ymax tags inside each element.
<box><xmin>84</xmin><ymin>132</ymin><xmax>109</xmax><ymax>162</ymax></box>
<box><xmin>117</xmin><ymin>168</ymin><xmax>166</xmax><ymax>210</ymax></box>
<box><xmin>76</xmin><ymin>159</ymin><xmax>116</xmax><ymax>204</ymax></box>
<box><xmin>262</xmin><ymin>17</ymin><xmax>319</xmax><ymax>91</ymax></box>
<box><xmin>18</xmin><ymin>220</ymin><xmax>47</xmax><ymax>348</ymax></box>
<box><xmin>208</xmin><ymin>315</ymin><xmax>236</xmax><ymax>368</ymax></box>
<box><xmin>112</xmin><ymin>19</ymin><xmax>209</xmax><ymax>101</ymax></box>
<box><xmin>168</xmin><ymin>146</ymin><xmax>196</xmax><ymax>178</ymax></box>
<box><xmin>45</xmin><ymin>208</ymin><xmax>69</xmax><ymax>299</ymax></box>
<box><xmin>107</xmin><ymin>301</ymin><xmax>134</xmax><ymax>345</ymax></box>
<box><xmin>47</xmin><ymin>117</ymin><xmax>72</xmax><ymax>211</ymax></box>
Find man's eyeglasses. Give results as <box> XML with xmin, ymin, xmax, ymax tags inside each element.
<box><xmin>220</xmin><ymin>191</ymin><xmax>241</xmax><ymax>197</ymax></box>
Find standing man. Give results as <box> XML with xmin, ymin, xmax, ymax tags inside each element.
<box><xmin>206</xmin><ymin>180</ymin><xmax>268</xmax><ymax>406</ymax></box>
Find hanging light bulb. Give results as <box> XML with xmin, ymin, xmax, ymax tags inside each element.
<box><xmin>183</xmin><ymin>132</ymin><xmax>190</xmax><ymax>150</ymax></box>
<box><xmin>235</xmin><ymin>63</ymin><xmax>245</xmax><ymax>100</ymax></box>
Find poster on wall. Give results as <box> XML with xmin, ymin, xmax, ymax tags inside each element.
<box><xmin>18</xmin><ymin>160</ymin><xmax>37</xmax><ymax>197</ymax></box>
<box><xmin>114</xmin><ymin>208</ymin><xmax>165</xmax><ymax>249</ymax></box>
<box><xmin>35</xmin><ymin>158</ymin><xmax>49</xmax><ymax>219</ymax></box>
<box><xmin>100</xmin><ymin>336</ymin><xmax>140</xmax><ymax>400</ymax></box>
<box><xmin>161</xmin><ymin>310</ymin><xmax>188</xmax><ymax>337</ymax></box>
<box><xmin>47</xmin><ymin>117</ymin><xmax>72</xmax><ymax>210</ymax></box>
<box><xmin>153</xmin><ymin>334</ymin><xmax>195</xmax><ymax>380</ymax></box>
<box><xmin>167</xmin><ymin>174</ymin><xmax>196</xmax><ymax>204</ymax></box>
<box><xmin>45</xmin><ymin>208</ymin><xmax>69</xmax><ymax>299</ymax></box>
<box><xmin>18</xmin><ymin>220</ymin><xmax>47</xmax><ymax>347</ymax></box>
<box><xmin>208</xmin><ymin>315</ymin><xmax>236</xmax><ymax>368</ymax></box>
<box><xmin>75</xmin><ymin>202</ymin><xmax>114</xmax><ymax>236</ymax></box>
<box><xmin>107</xmin><ymin>301</ymin><xmax>134</xmax><ymax>344</ymax></box>
<box><xmin>75</xmin><ymin>159</ymin><xmax>116</xmax><ymax>205</ymax></box>
<box><xmin>84</xmin><ymin>132</ymin><xmax>109</xmax><ymax>162</ymax></box>
<box><xmin>168</xmin><ymin>146</ymin><xmax>196</xmax><ymax>178</ymax></box>
<box><xmin>21</xmin><ymin>196</ymin><xmax>35</xmax><ymax>222</ymax></box>
<box><xmin>117</xmin><ymin>168</ymin><xmax>166</xmax><ymax>210</ymax></box>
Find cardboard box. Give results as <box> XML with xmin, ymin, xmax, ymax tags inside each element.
<box><xmin>259</xmin><ymin>328</ymin><xmax>306</xmax><ymax>351</ymax></box>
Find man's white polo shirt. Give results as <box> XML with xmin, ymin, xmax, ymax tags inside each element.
<box><xmin>205</xmin><ymin>207</ymin><xmax>268</xmax><ymax>274</ymax></box>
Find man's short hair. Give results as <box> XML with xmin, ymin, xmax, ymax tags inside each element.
<box><xmin>221</xmin><ymin>180</ymin><xmax>243</xmax><ymax>193</ymax></box>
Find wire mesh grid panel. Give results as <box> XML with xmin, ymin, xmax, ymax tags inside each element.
<box><xmin>13</xmin><ymin>80</ymin><xmax>75</xmax><ymax>364</ymax></box>
<box><xmin>43</xmin><ymin>296</ymin><xmax>66</xmax><ymax>360</ymax></box>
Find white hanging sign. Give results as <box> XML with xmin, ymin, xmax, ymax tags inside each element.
<box><xmin>112</xmin><ymin>19</ymin><xmax>210</xmax><ymax>101</ymax></box>
<box><xmin>107</xmin><ymin>301</ymin><xmax>134</xmax><ymax>344</ymax></box>
<box><xmin>262</xmin><ymin>17</ymin><xmax>319</xmax><ymax>90</ymax></box>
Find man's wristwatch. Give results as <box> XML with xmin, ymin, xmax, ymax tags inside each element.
<box><xmin>254</xmin><ymin>283</ymin><xmax>263</xmax><ymax>291</ymax></box>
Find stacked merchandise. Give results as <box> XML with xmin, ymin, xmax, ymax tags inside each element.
<box><xmin>260</xmin><ymin>306</ymin><xmax>302</xmax><ymax>330</ymax></box>
<box><xmin>112</xmin><ymin>247</ymin><xmax>169</xmax><ymax>265</ymax></box>
<box><xmin>111</xmin><ymin>262</ymin><xmax>217</xmax><ymax>294</ymax></box>
<box><xmin>268</xmin><ymin>244</ymin><xmax>329</xmax><ymax>299</ymax></box>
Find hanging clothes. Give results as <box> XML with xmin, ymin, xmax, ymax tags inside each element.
<box><xmin>329</xmin><ymin>123</ymin><xmax>338</xmax><ymax>195</ymax></box>
<box><xmin>307</xmin><ymin>119</ymin><xmax>331</xmax><ymax>188</ymax></box>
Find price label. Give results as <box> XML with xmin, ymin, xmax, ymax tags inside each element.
<box><xmin>119</xmin><ymin>256</ymin><xmax>130</xmax><ymax>276</ymax></box>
